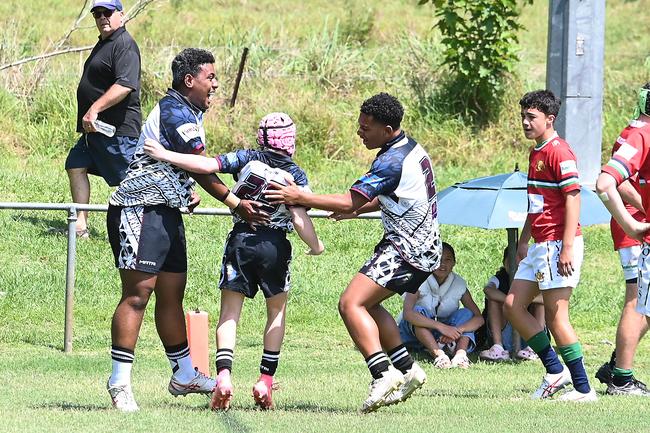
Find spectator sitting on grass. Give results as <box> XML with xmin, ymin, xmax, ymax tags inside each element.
<box><xmin>397</xmin><ymin>242</ymin><xmax>484</xmax><ymax>369</ymax></box>
<box><xmin>480</xmin><ymin>247</ymin><xmax>543</xmax><ymax>362</ymax></box>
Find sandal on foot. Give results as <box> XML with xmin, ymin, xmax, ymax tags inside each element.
<box><xmin>433</xmin><ymin>353</ymin><xmax>451</xmax><ymax>369</ymax></box>
<box><xmin>451</xmin><ymin>353</ymin><xmax>470</xmax><ymax>369</ymax></box>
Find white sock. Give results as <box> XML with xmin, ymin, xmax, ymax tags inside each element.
<box><xmin>109</xmin><ymin>346</ymin><xmax>134</xmax><ymax>387</ymax></box>
<box><xmin>165</xmin><ymin>343</ymin><xmax>196</xmax><ymax>383</ymax></box>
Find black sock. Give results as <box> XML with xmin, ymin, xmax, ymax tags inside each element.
<box><xmin>216</xmin><ymin>348</ymin><xmax>233</xmax><ymax>373</ymax></box>
<box><xmin>612</xmin><ymin>367</ymin><xmax>634</xmax><ymax>387</ymax></box>
<box><xmin>608</xmin><ymin>350</ymin><xmax>616</xmax><ymax>369</ymax></box>
<box><xmin>260</xmin><ymin>349</ymin><xmax>280</xmax><ymax>376</ymax></box>
<box><xmin>365</xmin><ymin>351</ymin><xmax>390</xmax><ymax>380</ymax></box>
<box><xmin>387</xmin><ymin>344</ymin><xmax>414</xmax><ymax>374</ymax></box>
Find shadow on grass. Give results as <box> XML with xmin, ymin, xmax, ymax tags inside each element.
<box><xmin>19</xmin><ymin>336</ymin><xmax>62</xmax><ymax>352</ymax></box>
<box><xmin>31</xmin><ymin>402</ymin><xmax>110</xmax><ymax>411</ymax></box>
<box><xmin>417</xmin><ymin>388</ymin><xmax>483</xmax><ymax>399</ymax></box>
<box><xmin>9</xmin><ymin>214</ymin><xmax>101</xmax><ymax>238</ymax></box>
<box><xmin>275</xmin><ymin>403</ymin><xmax>349</xmax><ymax>414</ymax></box>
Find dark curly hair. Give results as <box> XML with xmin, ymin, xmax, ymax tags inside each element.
<box><xmin>519</xmin><ymin>89</ymin><xmax>561</xmax><ymax>117</ymax></box>
<box><xmin>360</xmin><ymin>92</ymin><xmax>404</xmax><ymax>129</ymax></box>
<box><xmin>441</xmin><ymin>242</ymin><xmax>455</xmax><ymax>261</ymax></box>
<box><xmin>171</xmin><ymin>48</ymin><xmax>215</xmax><ymax>91</ymax></box>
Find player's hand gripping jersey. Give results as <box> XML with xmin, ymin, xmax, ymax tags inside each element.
<box><xmin>602</xmin><ymin>119</ymin><xmax>650</xmax><ymax>243</ymax></box>
<box><xmin>526</xmin><ymin>132</ymin><xmax>581</xmax><ymax>242</ymax></box>
<box><xmin>215</xmin><ymin>149</ymin><xmax>309</xmax><ymax>231</ymax></box>
<box><xmin>350</xmin><ymin>132</ymin><xmax>440</xmax><ymax>272</ymax></box>
<box><xmin>110</xmin><ymin>89</ymin><xmax>205</xmax><ymax>208</ymax></box>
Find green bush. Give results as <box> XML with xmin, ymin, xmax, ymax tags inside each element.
<box><xmin>419</xmin><ymin>0</ymin><xmax>533</xmax><ymax>123</ymax></box>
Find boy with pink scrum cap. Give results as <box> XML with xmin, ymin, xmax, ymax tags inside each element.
<box><xmin>145</xmin><ymin>112</ymin><xmax>324</xmax><ymax>410</ymax></box>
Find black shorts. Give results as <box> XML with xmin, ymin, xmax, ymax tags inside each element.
<box><xmin>219</xmin><ymin>224</ymin><xmax>292</xmax><ymax>299</ymax></box>
<box><xmin>360</xmin><ymin>240</ymin><xmax>430</xmax><ymax>294</ymax></box>
<box><xmin>107</xmin><ymin>204</ymin><xmax>187</xmax><ymax>274</ymax></box>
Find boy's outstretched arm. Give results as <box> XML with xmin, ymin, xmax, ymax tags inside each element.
<box><xmin>266</xmin><ymin>180</ymin><xmax>369</xmax><ymax>214</ymax></box>
<box><xmin>289</xmin><ymin>206</ymin><xmax>324</xmax><ymax>255</ymax></box>
<box><xmin>329</xmin><ymin>198</ymin><xmax>380</xmax><ymax>221</ymax></box>
<box><xmin>143</xmin><ymin>138</ymin><xmax>269</xmax><ymax>226</ymax></box>
<box><xmin>144</xmin><ymin>138</ymin><xmax>219</xmax><ymax>174</ymax></box>
<box><xmin>596</xmin><ymin>172</ymin><xmax>650</xmax><ymax>240</ymax></box>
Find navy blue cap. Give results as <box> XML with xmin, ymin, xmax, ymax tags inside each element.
<box><xmin>91</xmin><ymin>0</ymin><xmax>123</xmax><ymax>11</ymax></box>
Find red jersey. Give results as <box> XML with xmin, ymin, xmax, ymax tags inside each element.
<box><xmin>602</xmin><ymin>119</ymin><xmax>650</xmax><ymax>243</ymax></box>
<box><xmin>526</xmin><ymin>133</ymin><xmax>581</xmax><ymax>242</ymax></box>
<box><xmin>611</xmin><ymin>212</ymin><xmax>643</xmax><ymax>250</ymax></box>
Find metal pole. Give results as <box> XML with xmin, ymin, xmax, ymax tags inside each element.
<box><xmin>546</xmin><ymin>0</ymin><xmax>606</xmax><ymax>187</ymax></box>
<box><xmin>506</xmin><ymin>228</ymin><xmax>521</xmax><ymax>354</ymax></box>
<box><xmin>64</xmin><ymin>206</ymin><xmax>77</xmax><ymax>353</ymax></box>
<box><xmin>230</xmin><ymin>47</ymin><xmax>249</xmax><ymax>108</ymax></box>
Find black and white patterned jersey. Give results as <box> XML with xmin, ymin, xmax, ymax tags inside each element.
<box><xmin>350</xmin><ymin>132</ymin><xmax>441</xmax><ymax>272</ymax></box>
<box><xmin>110</xmin><ymin>89</ymin><xmax>205</xmax><ymax>208</ymax></box>
<box><xmin>215</xmin><ymin>149</ymin><xmax>309</xmax><ymax>232</ymax></box>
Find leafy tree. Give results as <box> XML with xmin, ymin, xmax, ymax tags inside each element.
<box><xmin>419</xmin><ymin>0</ymin><xmax>533</xmax><ymax>122</ymax></box>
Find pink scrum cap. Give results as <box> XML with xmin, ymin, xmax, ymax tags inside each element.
<box><xmin>257</xmin><ymin>112</ymin><xmax>296</xmax><ymax>156</ymax></box>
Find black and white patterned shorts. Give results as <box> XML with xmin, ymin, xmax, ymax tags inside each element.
<box><xmin>360</xmin><ymin>240</ymin><xmax>430</xmax><ymax>294</ymax></box>
<box><xmin>107</xmin><ymin>204</ymin><xmax>187</xmax><ymax>274</ymax></box>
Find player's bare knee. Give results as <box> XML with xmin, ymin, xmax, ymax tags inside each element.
<box><xmin>338</xmin><ymin>296</ymin><xmax>354</xmax><ymax>319</ymax></box>
<box><xmin>125</xmin><ymin>295</ymin><xmax>150</xmax><ymax>312</ymax></box>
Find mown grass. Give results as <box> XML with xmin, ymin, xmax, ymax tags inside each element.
<box><xmin>1</xmin><ymin>0</ymin><xmax>650</xmax><ymax>432</ymax></box>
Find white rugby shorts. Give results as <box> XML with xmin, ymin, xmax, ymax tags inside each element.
<box><xmin>618</xmin><ymin>245</ymin><xmax>641</xmax><ymax>282</ymax></box>
<box><xmin>514</xmin><ymin>236</ymin><xmax>583</xmax><ymax>290</ymax></box>
<box><xmin>636</xmin><ymin>243</ymin><xmax>650</xmax><ymax>316</ymax></box>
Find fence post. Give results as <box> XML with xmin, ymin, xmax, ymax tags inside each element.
<box><xmin>64</xmin><ymin>206</ymin><xmax>77</xmax><ymax>353</ymax></box>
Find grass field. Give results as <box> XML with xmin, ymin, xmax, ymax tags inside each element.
<box><xmin>1</xmin><ymin>0</ymin><xmax>650</xmax><ymax>432</ymax></box>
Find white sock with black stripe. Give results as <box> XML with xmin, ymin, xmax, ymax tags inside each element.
<box><xmin>165</xmin><ymin>341</ymin><xmax>196</xmax><ymax>383</ymax></box>
<box><xmin>109</xmin><ymin>345</ymin><xmax>134</xmax><ymax>387</ymax></box>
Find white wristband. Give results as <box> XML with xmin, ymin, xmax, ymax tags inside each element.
<box><xmin>223</xmin><ymin>192</ymin><xmax>241</xmax><ymax>210</ymax></box>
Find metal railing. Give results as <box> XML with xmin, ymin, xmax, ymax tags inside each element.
<box><xmin>0</xmin><ymin>202</ymin><xmax>380</xmax><ymax>353</ymax></box>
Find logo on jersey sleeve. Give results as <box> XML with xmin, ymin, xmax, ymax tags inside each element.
<box><xmin>616</xmin><ymin>143</ymin><xmax>639</xmax><ymax>161</ymax></box>
<box><xmin>176</xmin><ymin>123</ymin><xmax>201</xmax><ymax>142</ymax></box>
<box><xmin>560</xmin><ymin>160</ymin><xmax>577</xmax><ymax>175</ymax></box>
<box><xmin>528</xmin><ymin>193</ymin><xmax>544</xmax><ymax>214</ymax></box>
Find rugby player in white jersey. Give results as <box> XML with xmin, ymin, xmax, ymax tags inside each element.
<box><xmin>145</xmin><ymin>112</ymin><xmax>323</xmax><ymax>410</ymax></box>
<box><xmin>106</xmin><ymin>48</ymin><xmax>267</xmax><ymax>412</ymax></box>
<box><xmin>266</xmin><ymin>93</ymin><xmax>441</xmax><ymax>413</ymax></box>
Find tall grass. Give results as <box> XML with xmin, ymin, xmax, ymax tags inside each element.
<box><xmin>2</xmin><ymin>0</ymin><xmax>648</xmax><ymax>176</ymax></box>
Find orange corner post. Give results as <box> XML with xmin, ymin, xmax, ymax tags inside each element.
<box><xmin>186</xmin><ymin>309</ymin><xmax>210</xmax><ymax>376</ymax></box>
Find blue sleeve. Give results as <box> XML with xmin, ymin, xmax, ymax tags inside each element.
<box><xmin>215</xmin><ymin>149</ymin><xmax>255</xmax><ymax>174</ymax></box>
<box><xmin>350</xmin><ymin>155</ymin><xmax>400</xmax><ymax>200</ymax></box>
<box><xmin>158</xmin><ymin>101</ymin><xmax>205</xmax><ymax>155</ymax></box>
<box><xmin>288</xmin><ymin>166</ymin><xmax>308</xmax><ymax>187</ymax></box>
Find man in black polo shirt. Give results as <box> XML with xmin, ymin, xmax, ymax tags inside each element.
<box><xmin>65</xmin><ymin>0</ymin><xmax>141</xmax><ymax>238</ymax></box>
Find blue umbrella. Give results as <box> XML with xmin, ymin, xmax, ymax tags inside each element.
<box><xmin>437</xmin><ymin>169</ymin><xmax>609</xmax><ymax>353</ymax></box>
<box><xmin>437</xmin><ymin>170</ymin><xmax>609</xmax><ymax>229</ymax></box>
